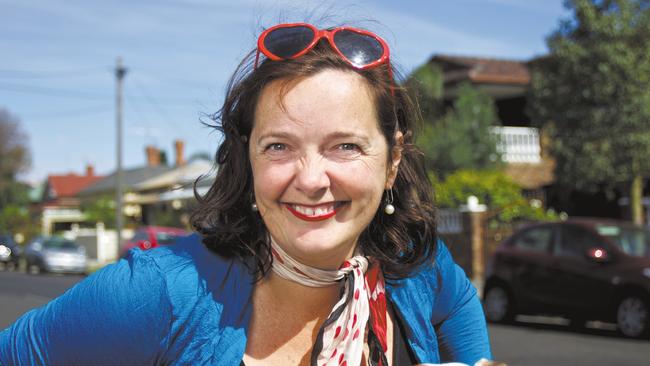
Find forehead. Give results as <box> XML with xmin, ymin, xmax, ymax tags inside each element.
<box><xmin>252</xmin><ymin>69</ymin><xmax>382</xmax><ymax>135</ymax></box>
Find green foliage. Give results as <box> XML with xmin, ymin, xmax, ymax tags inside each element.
<box><xmin>416</xmin><ymin>83</ymin><xmax>502</xmax><ymax>176</ymax></box>
<box><xmin>433</xmin><ymin>170</ymin><xmax>557</xmax><ymax>222</ymax></box>
<box><xmin>0</xmin><ymin>204</ymin><xmax>39</xmax><ymax>242</ymax></box>
<box><xmin>81</xmin><ymin>196</ymin><xmax>116</xmax><ymax>229</ymax></box>
<box><xmin>528</xmin><ymin>0</ymin><xmax>650</xmax><ymax>191</ymax></box>
<box><xmin>0</xmin><ymin>109</ymin><xmax>30</xmax><ymax>207</ymax></box>
<box><xmin>406</xmin><ymin>64</ymin><xmax>445</xmax><ymax>119</ymax></box>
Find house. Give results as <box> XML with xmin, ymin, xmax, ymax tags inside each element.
<box><xmin>39</xmin><ymin>165</ymin><xmax>104</xmax><ymax>235</ymax></box>
<box><xmin>426</xmin><ymin>55</ymin><xmax>554</xmax><ymax>204</ymax></box>
<box><xmin>427</xmin><ymin>55</ymin><xmax>627</xmax><ymax>220</ymax></box>
<box><xmin>79</xmin><ymin>139</ymin><xmax>214</xmax><ymax>228</ymax></box>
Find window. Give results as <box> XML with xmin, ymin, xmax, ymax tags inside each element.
<box><xmin>156</xmin><ymin>232</ymin><xmax>180</xmax><ymax>246</ymax></box>
<box><xmin>557</xmin><ymin>225</ymin><xmax>600</xmax><ymax>259</ymax></box>
<box><xmin>132</xmin><ymin>231</ymin><xmax>148</xmax><ymax>242</ymax></box>
<box><xmin>512</xmin><ymin>227</ymin><xmax>553</xmax><ymax>253</ymax></box>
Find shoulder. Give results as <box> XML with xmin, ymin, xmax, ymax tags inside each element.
<box><xmin>387</xmin><ymin>238</ymin><xmax>477</xmax><ymax>322</ymax></box>
<box><xmin>133</xmin><ymin>233</ymin><xmax>254</xmax><ymax>309</ymax></box>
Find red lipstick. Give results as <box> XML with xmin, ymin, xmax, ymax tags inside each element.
<box><xmin>285</xmin><ymin>203</ymin><xmax>338</xmax><ymax>221</ymax></box>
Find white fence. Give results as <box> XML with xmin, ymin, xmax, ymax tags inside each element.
<box><xmin>63</xmin><ymin>224</ymin><xmax>134</xmax><ymax>266</ymax></box>
<box><xmin>491</xmin><ymin>126</ymin><xmax>541</xmax><ymax>163</ymax></box>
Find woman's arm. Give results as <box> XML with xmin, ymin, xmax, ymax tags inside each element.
<box><xmin>0</xmin><ymin>250</ymin><xmax>172</xmax><ymax>365</ymax></box>
<box><xmin>431</xmin><ymin>241</ymin><xmax>492</xmax><ymax>363</ymax></box>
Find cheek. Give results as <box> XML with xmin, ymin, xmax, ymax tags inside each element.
<box><xmin>330</xmin><ymin>160</ymin><xmax>388</xmax><ymax>200</ymax></box>
<box><xmin>252</xmin><ymin>161</ymin><xmax>294</xmax><ymax>201</ymax></box>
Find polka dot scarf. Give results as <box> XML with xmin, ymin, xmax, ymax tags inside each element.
<box><xmin>270</xmin><ymin>240</ymin><xmax>388</xmax><ymax>366</ymax></box>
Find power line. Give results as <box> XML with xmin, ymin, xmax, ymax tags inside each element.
<box><xmin>21</xmin><ymin>105</ymin><xmax>113</xmax><ymax>121</ymax></box>
<box><xmin>125</xmin><ymin>96</ymin><xmax>160</xmax><ymax>145</ymax></box>
<box><xmin>0</xmin><ymin>81</ymin><xmax>201</xmax><ymax>105</ymax></box>
<box><xmin>0</xmin><ymin>82</ymin><xmax>109</xmax><ymax>99</ymax></box>
<box><xmin>0</xmin><ymin>67</ymin><xmax>110</xmax><ymax>79</ymax></box>
<box><xmin>129</xmin><ymin>75</ymin><xmax>189</xmax><ymax>136</ymax></box>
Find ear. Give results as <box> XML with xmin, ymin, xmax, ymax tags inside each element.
<box><xmin>385</xmin><ymin>130</ymin><xmax>404</xmax><ymax>189</ymax></box>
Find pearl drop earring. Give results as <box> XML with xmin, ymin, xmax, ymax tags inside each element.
<box><xmin>251</xmin><ymin>202</ymin><xmax>258</xmax><ymax>212</ymax></box>
<box><xmin>384</xmin><ymin>189</ymin><xmax>395</xmax><ymax>215</ymax></box>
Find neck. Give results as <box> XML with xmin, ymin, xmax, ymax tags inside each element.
<box><xmin>261</xmin><ymin>270</ymin><xmax>342</xmax><ymax>318</ymax></box>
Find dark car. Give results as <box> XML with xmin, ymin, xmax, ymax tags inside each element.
<box><xmin>483</xmin><ymin>219</ymin><xmax>650</xmax><ymax>338</ymax></box>
<box><xmin>0</xmin><ymin>233</ymin><xmax>21</xmax><ymax>269</ymax></box>
<box><xmin>121</xmin><ymin>226</ymin><xmax>188</xmax><ymax>257</ymax></box>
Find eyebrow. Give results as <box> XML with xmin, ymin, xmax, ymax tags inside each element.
<box><xmin>256</xmin><ymin>130</ymin><xmax>372</xmax><ymax>145</ymax></box>
<box><xmin>256</xmin><ymin>131</ymin><xmax>293</xmax><ymax>144</ymax></box>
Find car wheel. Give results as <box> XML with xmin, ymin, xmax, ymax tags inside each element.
<box><xmin>616</xmin><ymin>295</ymin><xmax>649</xmax><ymax>338</ymax></box>
<box><xmin>484</xmin><ymin>284</ymin><xmax>514</xmax><ymax>323</ymax></box>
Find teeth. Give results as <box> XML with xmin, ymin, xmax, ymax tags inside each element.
<box><xmin>292</xmin><ymin>203</ymin><xmax>335</xmax><ymax>217</ymax></box>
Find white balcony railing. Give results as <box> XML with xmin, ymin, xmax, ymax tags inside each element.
<box><xmin>491</xmin><ymin>126</ymin><xmax>541</xmax><ymax>163</ymax></box>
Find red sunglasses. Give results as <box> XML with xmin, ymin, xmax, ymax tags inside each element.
<box><xmin>255</xmin><ymin>23</ymin><xmax>392</xmax><ymax>78</ymax></box>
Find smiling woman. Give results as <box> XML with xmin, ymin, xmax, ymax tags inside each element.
<box><xmin>0</xmin><ymin>22</ymin><xmax>493</xmax><ymax>366</ymax></box>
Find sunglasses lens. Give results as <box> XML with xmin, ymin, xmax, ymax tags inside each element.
<box><xmin>264</xmin><ymin>25</ymin><xmax>315</xmax><ymax>59</ymax></box>
<box><xmin>333</xmin><ymin>30</ymin><xmax>385</xmax><ymax>67</ymax></box>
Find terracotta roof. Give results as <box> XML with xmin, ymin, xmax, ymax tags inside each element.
<box><xmin>429</xmin><ymin>55</ymin><xmax>531</xmax><ymax>85</ymax></box>
<box><xmin>504</xmin><ymin>159</ymin><xmax>555</xmax><ymax>190</ymax></box>
<box><xmin>48</xmin><ymin>173</ymin><xmax>104</xmax><ymax>198</ymax></box>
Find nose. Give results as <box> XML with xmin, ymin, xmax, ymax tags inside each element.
<box><xmin>294</xmin><ymin>155</ymin><xmax>330</xmax><ymax>197</ymax></box>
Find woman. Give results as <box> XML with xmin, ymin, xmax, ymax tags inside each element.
<box><xmin>0</xmin><ymin>23</ymin><xmax>492</xmax><ymax>365</ymax></box>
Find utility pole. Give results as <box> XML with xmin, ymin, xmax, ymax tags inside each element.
<box><xmin>115</xmin><ymin>57</ymin><xmax>127</xmax><ymax>260</ymax></box>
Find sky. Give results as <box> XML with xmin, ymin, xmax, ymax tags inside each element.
<box><xmin>0</xmin><ymin>0</ymin><xmax>571</xmax><ymax>183</ymax></box>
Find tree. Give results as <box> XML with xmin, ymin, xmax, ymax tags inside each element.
<box><xmin>406</xmin><ymin>63</ymin><xmax>445</xmax><ymax>121</ymax></box>
<box><xmin>0</xmin><ymin>108</ymin><xmax>30</xmax><ymax>208</ymax></box>
<box><xmin>415</xmin><ymin>82</ymin><xmax>502</xmax><ymax>177</ymax></box>
<box><xmin>528</xmin><ymin>0</ymin><xmax>650</xmax><ymax>224</ymax></box>
<box><xmin>81</xmin><ymin>195</ymin><xmax>116</xmax><ymax>229</ymax></box>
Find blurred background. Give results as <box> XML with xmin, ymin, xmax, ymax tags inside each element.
<box><xmin>2</xmin><ymin>0</ymin><xmax>650</xmax><ymax>365</ymax></box>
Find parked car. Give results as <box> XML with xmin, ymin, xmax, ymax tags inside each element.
<box><xmin>0</xmin><ymin>233</ymin><xmax>21</xmax><ymax>269</ymax></box>
<box><xmin>121</xmin><ymin>226</ymin><xmax>188</xmax><ymax>257</ymax></box>
<box><xmin>24</xmin><ymin>236</ymin><xmax>87</xmax><ymax>274</ymax></box>
<box><xmin>483</xmin><ymin>219</ymin><xmax>650</xmax><ymax>338</ymax></box>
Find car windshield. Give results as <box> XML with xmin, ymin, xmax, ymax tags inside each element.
<box><xmin>43</xmin><ymin>238</ymin><xmax>78</xmax><ymax>249</ymax></box>
<box><xmin>156</xmin><ymin>232</ymin><xmax>180</xmax><ymax>245</ymax></box>
<box><xmin>596</xmin><ymin>225</ymin><xmax>650</xmax><ymax>258</ymax></box>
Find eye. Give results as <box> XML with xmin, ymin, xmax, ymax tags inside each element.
<box><xmin>265</xmin><ymin>143</ymin><xmax>286</xmax><ymax>151</ymax></box>
<box><xmin>338</xmin><ymin>143</ymin><xmax>360</xmax><ymax>151</ymax></box>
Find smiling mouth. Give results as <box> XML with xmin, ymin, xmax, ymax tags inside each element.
<box><xmin>285</xmin><ymin>202</ymin><xmax>346</xmax><ymax>221</ymax></box>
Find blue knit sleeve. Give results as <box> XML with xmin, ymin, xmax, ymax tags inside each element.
<box><xmin>0</xmin><ymin>250</ymin><xmax>172</xmax><ymax>365</ymax></box>
<box><xmin>431</xmin><ymin>241</ymin><xmax>492</xmax><ymax>363</ymax></box>
<box><xmin>387</xmin><ymin>239</ymin><xmax>492</xmax><ymax>364</ymax></box>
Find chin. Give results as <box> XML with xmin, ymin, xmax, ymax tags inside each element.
<box><xmin>286</xmin><ymin>232</ymin><xmax>358</xmax><ymax>267</ymax></box>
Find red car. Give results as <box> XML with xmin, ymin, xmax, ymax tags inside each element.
<box><xmin>121</xmin><ymin>226</ymin><xmax>188</xmax><ymax>256</ymax></box>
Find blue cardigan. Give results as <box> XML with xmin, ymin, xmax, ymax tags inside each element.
<box><xmin>0</xmin><ymin>234</ymin><xmax>491</xmax><ymax>365</ymax></box>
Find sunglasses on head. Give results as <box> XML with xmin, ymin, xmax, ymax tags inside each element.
<box><xmin>255</xmin><ymin>23</ymin><xmax>391</xmax><ymax>75</ymax></box>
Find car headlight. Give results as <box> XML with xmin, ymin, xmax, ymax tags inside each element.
<box><xmin>0</xmin><ymin>245</ymin><xmax>11</xmax><ymax>256</ymax></box>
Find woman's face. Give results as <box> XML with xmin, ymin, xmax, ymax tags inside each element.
<box><xmin>249</xmin><ymin>69</ymin><xmax>401</xmax><ymax>269</ymax></box>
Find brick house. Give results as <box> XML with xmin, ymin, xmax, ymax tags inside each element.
<box><xmin>79</xmin><ymin>139</ymin><xmax>214</xmax><ymax>228</ymax></box>
<box><xmin>39</xmin><ymin>165</ymin><xmax>104</xmax><ymax>235</ymax></box>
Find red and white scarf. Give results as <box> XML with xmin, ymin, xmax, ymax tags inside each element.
<box><xmin>270</xmin><ymin>240</ymin><xmax>388</xmax><ymax>366</ymax></box>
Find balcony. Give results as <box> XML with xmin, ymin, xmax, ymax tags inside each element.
<box><xmin>491</xmin><ymin>126</ymin><xmax>541</xmax><ymax>164</ymax></box>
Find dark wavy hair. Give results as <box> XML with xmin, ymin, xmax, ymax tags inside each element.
<box><xmin>192</xmin><ymin>33</ymin><xmax>437</xmax><ymax>280</ymax></box>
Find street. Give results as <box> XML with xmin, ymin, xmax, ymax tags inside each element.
<box><xmin>0</xmin><ymin>270</ymin><xmax>85</xmax><ymax>329</ymax></box>
<box><xmin>490</xmin><ymin>318</ymin><xmax>650</xmax><ymax>366</ymax></box>
<box><xmin>1</xmin><ymin>270</ymin><xmax>649</xmax><ymax>365</ymax></box>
